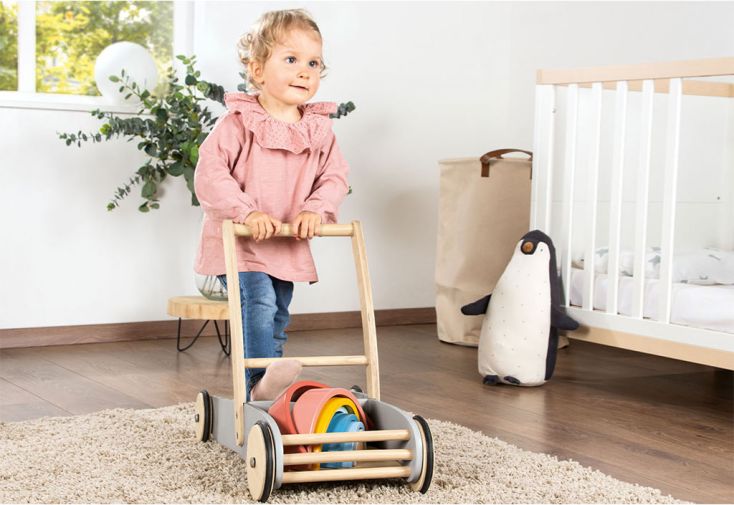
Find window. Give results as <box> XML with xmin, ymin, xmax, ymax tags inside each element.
<box><xmin>0</xmin><ymin>1</ymin><xmax>18</xmax><ymax>91</ymax></box>
<box><xmin>35</xmin><ymin>1</ymin><xmax>172</xmax><ymax>95</ymax></box>
<box><xmin>1</xmin><ymin>0</ymin><xmax>190</xmax><ymax>106</ymax></box>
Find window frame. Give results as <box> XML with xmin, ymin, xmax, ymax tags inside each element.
<box><xmin>0</xmin><ymin>0</ymin><xmax>194</xmax><ymax>112</ymax></box>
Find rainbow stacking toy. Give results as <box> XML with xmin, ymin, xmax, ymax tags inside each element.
<box><xmin>194</xmin><ymin>221</ymin><xmax>434</xmax><ymax>502</ymax></box>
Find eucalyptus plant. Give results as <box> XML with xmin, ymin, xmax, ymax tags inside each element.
<box><xmin>59</xmin><ymin>54</ymin><xmax>355</xmax><ymax>212</ymax></box>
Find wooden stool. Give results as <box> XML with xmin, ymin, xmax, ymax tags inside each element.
<box><xmin>167</xmin><ymin>296</ymin><xmax>231</xmax><ymax>355</ymax></box>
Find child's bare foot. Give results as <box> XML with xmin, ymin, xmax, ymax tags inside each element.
<box><xmin>251</xmin><ymin>359</ymin><xmax>302</xmax><ymax>401</ymax></box>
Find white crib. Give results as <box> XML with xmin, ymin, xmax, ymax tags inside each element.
<box><xmin>531</xmin><ymin>57</ymin><xmax>734</xmax><ymax>370</ymax></box>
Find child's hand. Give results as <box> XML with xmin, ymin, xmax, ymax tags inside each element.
<box><xmin>293</xmin><ymin>211</ymin><xmax>322</xmax><ymax>240</ymax></box>
<box><xmin>243</xmin><ymin>211</ymin><xmax>282</xmax><ymax>242</ymax></box>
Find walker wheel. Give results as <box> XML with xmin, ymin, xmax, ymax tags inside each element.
<box><xmin>246</xmin><ymin>421</ymin><xmax>276</xmax><ymax>503</ymax></box>
<box><xmin>409</xmin><ymin>415</ymin><xmax>434</xmax><ymax>494</ymax></box>
<box><xmin>195</xmin><ymin>390</ymin><xmax>212</xmax><ymax>442</ymax></box>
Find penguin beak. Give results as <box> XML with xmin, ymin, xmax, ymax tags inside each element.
<box><xmin>521</xmin><ymin>240</ymin><xmax>536</xmax><ymax>255</ymax></box>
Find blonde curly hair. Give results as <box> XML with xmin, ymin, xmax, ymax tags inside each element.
<box><xmin>237</xmin><ymin>9</ymin><xmax>327</xmax><ymax>91</ymax></box>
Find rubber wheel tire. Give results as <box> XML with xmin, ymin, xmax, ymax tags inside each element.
<box><xmin>411</xmin><ymin>415</ymin><xmax>434</xmax><ymax>494</ymax></box>
<box><xmin>247</xmin><ymin>421</ymin><xmax>276</xmax><ymax>503</ymax></box>
<box><xmin>195</xmin><ymin>390</ymin><xmax>212</xmax><ymax>442</ymax></box>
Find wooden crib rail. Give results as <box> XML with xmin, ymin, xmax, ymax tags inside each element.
<box><xmin>537</xmin><ymin>56</ymin><xmax>734</xmax><ymax>84</ymax></box>
<box><xmin>537</xmin><ymin>57</ymin><xmax>734</xmax><ymax>98</ymax></box>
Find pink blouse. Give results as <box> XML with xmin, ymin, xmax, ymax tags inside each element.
<box><xmin>194</xmin><ymin>92</ymin><xmax>350</xmax><ymax>282</ymax></box>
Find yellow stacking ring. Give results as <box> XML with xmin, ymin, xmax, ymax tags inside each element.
<box><xmin>311</xmin><ymin>397</ymin><xmax>362</xmax><ymax>454</ymax></box>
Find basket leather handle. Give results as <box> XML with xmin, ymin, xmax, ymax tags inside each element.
<box><xmin>480</xmin><ymin>149</ymin><xmax>533</xmax><ymax>178</ymax></box>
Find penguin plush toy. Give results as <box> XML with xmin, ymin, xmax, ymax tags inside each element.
<box><xmin>461</xmin><ymin>230</ymin><xmax>579</xmax><ymax>386</ymax></box>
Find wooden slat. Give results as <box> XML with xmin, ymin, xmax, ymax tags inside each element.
<box><xmin>222</xmin><ymin>219</ymin><xmax>247</xmax><ymax>446</ymax></box>
<box><xmin>606</xmin><ymin>81</ymin><xmax>628</xmax><ymax>315</ymax></box>
<box><xmin>658</xmin><ymin>79</ymin><xmax>683</xmax><ymax>323</ymax></box>
<box><xmin>281</xmin><ymin>465</ymin><xmax>411</xmax><ymax>484</ymax></box>
<box><xmin>631</xmin><ymin>80</ymin><xmax>654</xmax><ymax>318</ymax></box>
<box><xmin>281</xmin><ymin>429</ymin><xmax>411</xmax><ymax>446</ymax></box>
<box><xmin>537</xmin><ymin>57</ymin><xmax>734</xmax><ymax>84</ymax></box>
<box><xmin>244</xmin><ymin>355</ymin><xmax>368</xmax><ymax>368</ymax></box>
<box><xmin>561</xmin><ymin>84</ymin><xmax>579</xmax><ymax>305</ymax></box>
<box><xmin>582</xmin><ymin>83</ymin><xmax>603</xmax><ymax>311</ymax></box>
<box><xmin>351</xmin><ymin>221</ymin><xmax>381</xmax><ymax>400</ymax></box>
<box><xmin>283</xmin><ymin>449</ymin><xmax>413</xmax><ymax>466</ymax></box>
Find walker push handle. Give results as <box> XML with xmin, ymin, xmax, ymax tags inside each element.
<box><xmin>232</xmin><ymin>223</ymin><xmax>355</xmax><ymax>238</ymax></box>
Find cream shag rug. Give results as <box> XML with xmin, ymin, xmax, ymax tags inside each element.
<box><xmin>0</xmin><ymin>403</ymin><xmax>684</xmax><ymax>504</ymax></box>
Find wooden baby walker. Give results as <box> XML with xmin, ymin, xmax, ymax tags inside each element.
<box><xmin>194</xmin><ymin>220</ymin><xmax>434</xmax><ymax>502</ymax></box>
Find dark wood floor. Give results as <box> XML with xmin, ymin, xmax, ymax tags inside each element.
<box><xmin>1</xmin><ymin>324</ymin><xmax>732</xmax><ymax>503</ymax></box>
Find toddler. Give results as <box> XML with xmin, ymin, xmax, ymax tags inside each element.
<box><xmin>194</xmin><ymin>9</ymin><xmax>350</xmax><ymax>401</ymax></box>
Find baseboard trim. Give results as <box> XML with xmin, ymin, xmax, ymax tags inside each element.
<box><xmin>0</xmin><ymin>308</ymin><xmax>436</xmax><ymax>349</ymax></box>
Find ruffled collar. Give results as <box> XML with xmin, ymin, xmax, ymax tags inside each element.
<box><xmin>224</xmin><ymin>92</ymin><xmax>337</xmax><ymax>154</ymax></box>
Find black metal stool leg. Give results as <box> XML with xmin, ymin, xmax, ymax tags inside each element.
<box><xmin>177</xmin><ymin>319</ymin><xmax>211</xmax><ymax>352</ymax></box>
<box><xmin>213</xmin><ymin>320</ymin><xmax>231</xmax><ymax>356</ymax></box>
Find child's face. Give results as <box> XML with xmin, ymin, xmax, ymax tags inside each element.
<box><xmin>251</xmin><ymin>29</ymin><xmax>323</xmax><ymax>107</ymax></box>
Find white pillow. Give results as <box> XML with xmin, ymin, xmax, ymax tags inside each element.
<box><xmin>572</xmin><ymin>247</ymin><xmax>734</xmax><ymax>285</ymax></box>
<box><xmin>674</xmin><ymin>249</ymin><xmax>734</xmax><ymax>285</ymax></box>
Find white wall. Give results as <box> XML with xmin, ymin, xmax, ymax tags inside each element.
<box><xmin>1</xmin><ymin>1</ymin><xmax>732</xmax><ymax>329</ymax></box>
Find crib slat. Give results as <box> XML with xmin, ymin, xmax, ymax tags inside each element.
<box><xmin>561</xmin><ymin>84</ymin><xmax>579</xmax><ymax>306</ymax></box>
<box><xmin>583</xmin><ymin>83</ymin><xmax>603</xmax><ymax>311</ymax></box>
<box><xmin>606</xmin><ymin>81</ymin><xmax>628</xmax><ymax>315</ymax></box>
<box><xmin>659</xmin><ymin>78</ymin><xmax>683</xmax><ymax>323</ymax></box>
<box><xmin>532</xmin><ymin>85</ymin><xmax>556</xmax><ymax>232</ymax></box>
<box><xmin>632</xmin><ymin>80</ymin><xmax>655</xmax><ymax>318</ymax></box>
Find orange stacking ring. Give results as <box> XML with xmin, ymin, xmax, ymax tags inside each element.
<box><xmin>267</xmin><ymin>380</ymin><xmax>330</xmax><ymax>457</ymax></box>
<box><xmin>292</xmin><ymin>387</ymin><xmax>368</xmax><ymax>437</ymax></box>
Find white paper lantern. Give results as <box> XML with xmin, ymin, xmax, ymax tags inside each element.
<box><xmin>95</xmin><ymin>42</ymin><xmax>159</xmax><ymax>104</ymax></box>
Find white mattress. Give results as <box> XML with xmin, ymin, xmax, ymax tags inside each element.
<box><xmin>569</xmin><ymin>268</ymin><xmax>734</xmax><ymax>334</ymax></box>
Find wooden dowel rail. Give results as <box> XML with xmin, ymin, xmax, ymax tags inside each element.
<box><xmin>281</xmin><ymin>429</ymin><xmax>411</xmax><ymax>446</ymax></box>
<box><xmin>244</xmin><ymin>355</ymin><xmax>369</xmax><ymax>368</ymax></box>
<box><xmin>283</xmin><ymin>449</ymin><xmax>413</xmax><ymax>466</ymax></box>
<box><xmin>281</xmin><ymin>466</ymin><xmax>412</xmax><ymax>484</ymax></box>
<box><xmin>232</xmin><ymin>223</ymin><xmax>355</xmax><ymax>237</ymax></box>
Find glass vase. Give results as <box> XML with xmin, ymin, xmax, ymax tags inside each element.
<box><xmin>195</xmin><ymin>273</ymin><xmax>228</xmax><ymax>301</ymax></box>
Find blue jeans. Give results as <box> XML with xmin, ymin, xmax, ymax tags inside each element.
<box><xmin>218</xmin><ymin>272</ymin><xmax>294</xmax><ymax>401</ymax></box>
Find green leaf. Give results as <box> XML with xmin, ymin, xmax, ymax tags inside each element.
<box><xmin>185</xmin><ymin>74</ymin><xmax>197</xmax><ymax>86</ymax></box>
<box><xmin>109</xmin><ymin>75</ymin><xmax>120</xmax><ymax>82</ymax></box>
<box><xmin>138</xmin><ymin>202</ymin><xmax>150</xmax><ymax>213</ymax></box>
<box><xmin>189</xmin><ymin>144</ymin><xmax>199</xmax><ymax>165</ymax></box>
<box><xmin>167</xmin><ymin>161</ymin><xmax>184</xmax><ymax>176</ymax></box>
<box><xmin>142</xmin><ymin>180</ymin><xmax>156</xmax><ymax>198</ymax></box>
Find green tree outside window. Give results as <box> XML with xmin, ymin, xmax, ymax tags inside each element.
<box><xmin>0</xmin><ymin>1</ymin><xmax>18</xmax><ymax>91</ymax></box>
<box><xmin>36</xmin><ymin>1</ymin><xmax>172</xmax><ymax>95</ymax></box>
